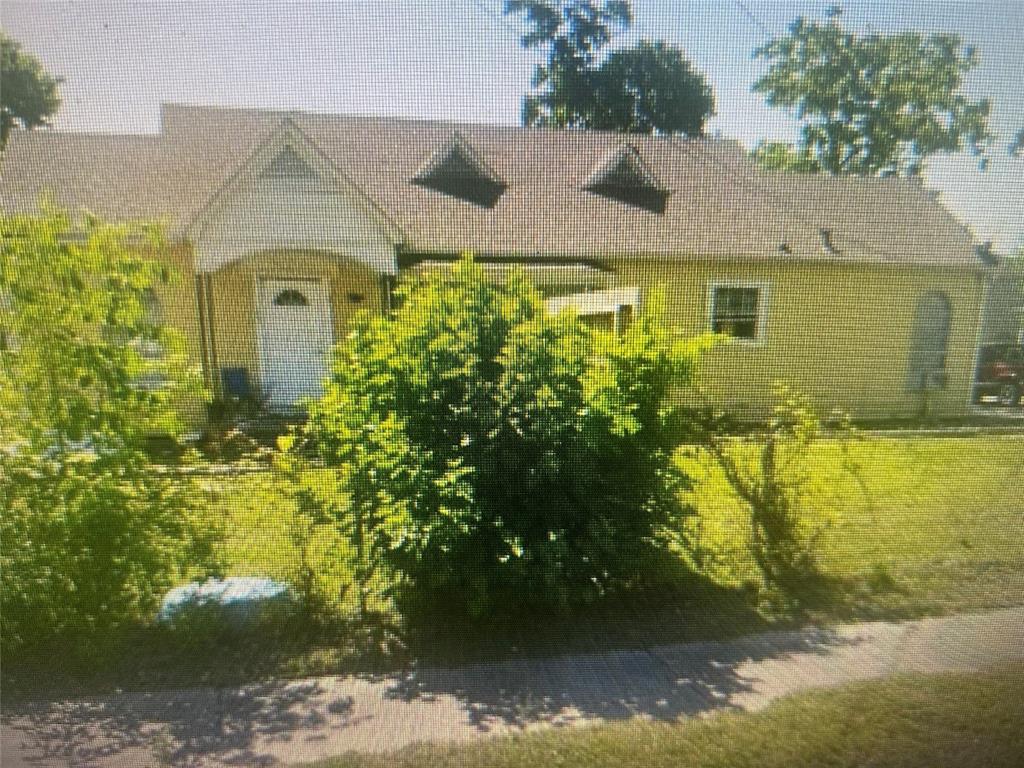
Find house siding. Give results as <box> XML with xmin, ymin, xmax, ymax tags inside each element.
<box><xmin>145</xmin><ymin>243</ymin><xmax>206</xmax><ymax>424</ymax></box>
<box><xmin>607</xmin><ymin>256</ymin><xmax>987</xmax><ymax>418</ymax></box>
<box><xmin>150</xmin><ymin>244</ymin><xmax>204</xmax><ymax>366</ymax></box>
<box><xmin>154</xmin><ymin>244</ymin><xmax>986</xmax><ymax>421</ymax></box>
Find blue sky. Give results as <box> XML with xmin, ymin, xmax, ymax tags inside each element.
<box><xmin>5</xmin><ymin>0</ymin><xmax>1023</xmax><ymax>250</ymax></box>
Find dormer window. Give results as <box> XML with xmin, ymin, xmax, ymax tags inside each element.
<box><xmin>413</xmin><ymin>134</ymin><xmax>506</xmax><ymax>208</ymax></box>
<box><xmin>585</xmin><ymin>145</ymin><xmax>668</xmax><ymax>214</ymax></box>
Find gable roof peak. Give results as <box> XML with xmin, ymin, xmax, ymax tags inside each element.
<box><xmin>183</xmin><ymin>115</ymin><xmax>403</xmax><ymax>244</ymax></box>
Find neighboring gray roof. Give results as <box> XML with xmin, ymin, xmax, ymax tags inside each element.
<box><xmin>0</xmin><ymin>103</ymin><xmax>983</xmax><ymax>268</ymax></box>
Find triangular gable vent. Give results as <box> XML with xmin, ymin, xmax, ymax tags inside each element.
<box><xmin>413</xmin><ymin>135</ymin><xmax>506</xmax><ymax>208</ymax></box>
<box><xmin>585</xmin><ymin>145</ymin><xmax>668</xmax><ymax>214</ymax></box>
<box><xmin>263</xmin><ymin>145</ymin><xmax>317</xmax><ymax>180</ymax></box>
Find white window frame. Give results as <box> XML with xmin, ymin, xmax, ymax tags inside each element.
<box><xmin>545</xmin><ymin>287</ymin><xmax>640</xmax><ymax>334</ymax></box>
<box><xmin>707</xmin><ymin>281</ymin><xmax>770</xmax><ymax>346</ymax></box>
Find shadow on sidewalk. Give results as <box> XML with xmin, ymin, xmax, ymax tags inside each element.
<box><xmin>384</xmin><ymin>622</ymin><xmax>858</xmax><ymax>732</ymax></box>
<box><xmin>3</xmin><ymin>620</ymin><xmax>860</xmax><ymax>767</ymax></box>
<box><xmin>3</xmin><ymin>678</ymin><xmax>360</xmax><ymax>767</ymax></box>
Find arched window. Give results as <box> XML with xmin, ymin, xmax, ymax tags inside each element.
<box><xmin>907</xmin><ymin>291</ymin><xmax>951</xmax><ymax>391</ymax></box>
<box><xmin>274</xmin><ymin>289</ymin><xmax>309</xmax><ymax>307</ymax></box>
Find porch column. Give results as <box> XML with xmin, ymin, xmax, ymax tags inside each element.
<box><xmin>194</xmin><ymin>273</ymin><xmax>221</xmax><ymax>398</ymax></box>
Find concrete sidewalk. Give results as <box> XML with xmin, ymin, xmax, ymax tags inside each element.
<box><xmin>4</xmin><ymin>607</ymin><xmax>1023</xmax><ymax>767</ymax></box>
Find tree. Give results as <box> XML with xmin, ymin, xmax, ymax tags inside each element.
<box><xmin>503</xmin><ymin>3</ymin><xmax>714</xmax><ymax>136</ymax></box>
<box><xmin>297</xmin><ymin>255</ymin><xmax>708</xmax><ymax>616</ymax></box>
<box><xmin>588</xmin><ymin>41</ymin><xmax>715</xmax><ymax>136</ymax></box>
<box><xmin>1</xmin><ymin>210</ymin><xmax>210</xmax><ymax>649</ymax></box>
<box><xmin>752</xmin><ymin>7</ymin><xmax>990</xmax><ymax>177</ymax></box>
<box><xmin>750</xmin><ymin>141</ymin><xmax>819</xmax><ymax>173</ymax></box>
<box><xmin>1</xmin><ymin>34</ymin><xmax>61</xmax><ymax>149</ymax></box>
<box><xmin>504</xmin><ymin>0</ymin><xmax>631</xmax><ymax>128</ymax></box>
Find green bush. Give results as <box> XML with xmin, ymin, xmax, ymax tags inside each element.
<box><xmin>296</xmin><ymin>255</ymin><xmax>709</xmax><ymax>616</ymax></box>
<box><xmin>0</xmin><ymin>210</ymin><xmax>213</xmax><ymax>650</ymax></box>
<box><xmin>690</xmin><ymin>384</ymin><xmax>848</xmax><ymax>608</ymax></box>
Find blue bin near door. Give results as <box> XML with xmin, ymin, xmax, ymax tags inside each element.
<box><xmin>221</xmin><ymin>367</ymin><xmax>252</xmax><ymax>399</ymax></box>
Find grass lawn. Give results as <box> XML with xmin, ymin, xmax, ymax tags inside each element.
<box><xmin>309</xmin><ymin>664</ymin><xmax>1024</xmax><ymax>768</ymax></box>
<box><xmin>5</xmin><ymin>434</ymin><xmax>1023</xmax><ymax>699</ymax></box>
<box><xmin>214</xmin><ymin>435</ymin><xmax>1024</xmax><ymax>622</ymax></box>
<box><xmin>681</xmin><ymin>433</ymin><xmax>1024</xmax><ymax>621</ymax></box>
<box><xmin>193</xmin><ymin>433</ymin><xmax>1024</xmax><ymax>670</ymax></box>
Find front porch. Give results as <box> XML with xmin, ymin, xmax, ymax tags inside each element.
<box><xmin>194</xmin><ymin>251</ymin><xmax>642</xmax><ymax>412</ymax></box>
<box><xmin>195</xmin><ymin>250</ymin><xmax>389</xmax><ymax>410</ymax></box>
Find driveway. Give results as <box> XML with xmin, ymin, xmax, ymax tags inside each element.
<box><xmin>4</xmin><ymin>607</ymin><xmax>1024</xmax><ymax>767</ymax></box>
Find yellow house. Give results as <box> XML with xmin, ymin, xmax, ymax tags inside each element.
<box><xmin>0</xmin><ymin>104</ymin><xmax>993</xmax><ymax>419</ymax></box>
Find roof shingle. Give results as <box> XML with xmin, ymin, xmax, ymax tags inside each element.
<box><xmin>0</xmin><ymin>103</ymin><xmax>982</xmax><ymax>269</ymax></box>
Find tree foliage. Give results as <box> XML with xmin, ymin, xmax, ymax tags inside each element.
<box><xmin>503</xmin><ymin>1</ymin><xmax>713</xmax><ymax>135</ymax></box>
<box><xmin>506</xmin><ymin>0</ymin><xmax>630</xmax><ymax>127</ymax></box>
<box><xmin>507</xmin><ymin>0</ymin><xmax>630</xmax><ymax>66</ymax></box>
<box><xmin>296</xmin><ymin>255</ymin><xmax>707</xmax><ymax>616</ymax></box>
<box><xmin>0</xmin><ymin>210</ymin><xmax>209</xmax><ymax>649</ymax></box>
<box><xmin>588</xmin><ymin>41</ymin><xmax>715</xmax><ymax>136</ymax></box>
<box><xmin>0</xmin><ymin>34</ymin><xmax>61</xmax><ymax>149</ymax></box>
<box><xmin>752</xmin><ymin>7</ymin><xmax>990</xmax><ymax>177</ymax></box>
<box><xmin>750</xmin><ymin>140</ymin><xmax>820</xmax><ymax>173</ymax></box>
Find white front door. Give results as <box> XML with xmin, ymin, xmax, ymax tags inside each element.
<box><xmin>257</xmin><ymin>279</ymin><xmax>333</xmax><ymax>411</ymax></box>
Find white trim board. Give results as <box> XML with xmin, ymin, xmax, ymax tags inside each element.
<box><xmin>189</xmin><ymin>120</ymin><xmax>401</xmax><ymax>276</ymax></box>
<box><xmin>545</xmin><ymin>287</ymin><xmax>641</xmax><ymax>316</ymax></box>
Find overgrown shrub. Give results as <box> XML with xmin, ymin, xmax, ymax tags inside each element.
<box><xmin>691</xmin><ymin>384</ymin><xmax>848</xmax><ymax>609</ymax></box>
<box><xmin>295</xmin><ymin>255</ymin><xmax>709</xmax><ymax>616</ymax></box>
<box><xmin>0</xmin><ymin>210</ymin><xmax>213</xmax><ymax>650</ymax></box>
<box><xmin>270</xmin><ymin>451</ymin><xmax>353</xmax><ymax>618</ymax></box>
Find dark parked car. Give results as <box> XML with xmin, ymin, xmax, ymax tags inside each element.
<box><xmin>975</xmin><ymin>343</ymin><xmax>1024</xmax><ymax>406</ymax></box>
